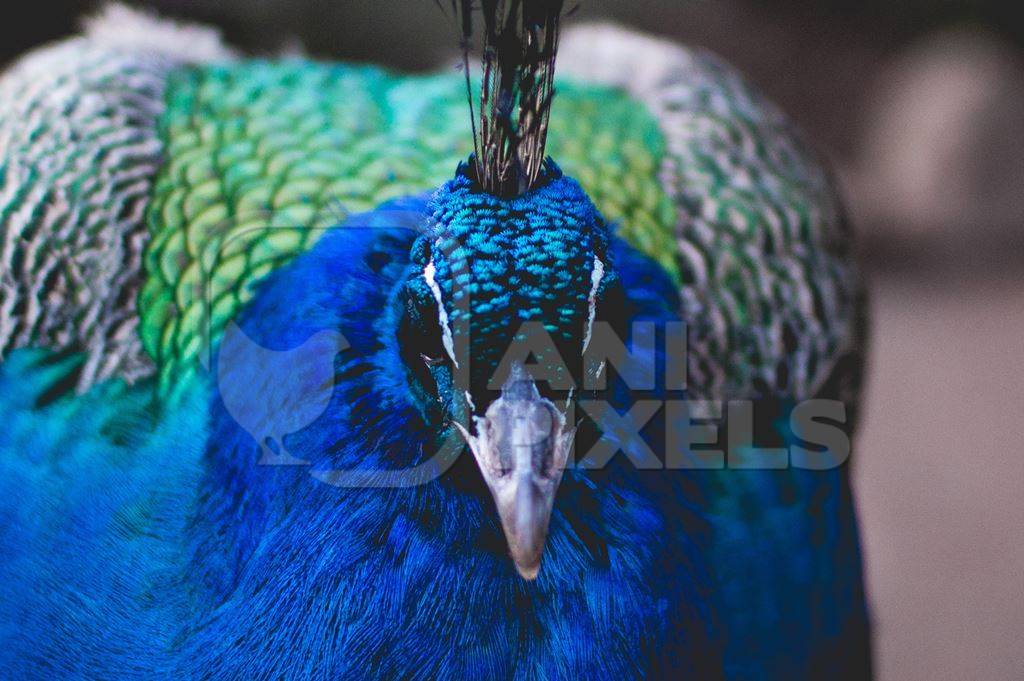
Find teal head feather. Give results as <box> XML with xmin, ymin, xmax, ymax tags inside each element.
<box><xmin>403</xmin><ymin>158</ymin><xmax>611</xmax><ymax>412</ymax></box>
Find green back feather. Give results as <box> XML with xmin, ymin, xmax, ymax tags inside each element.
<box><xmin>141</xmin><ymin>62</ymin><xmax>677</xmax><ymax>395</ymax></box>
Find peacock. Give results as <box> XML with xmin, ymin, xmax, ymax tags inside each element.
<box><xmin>0</xmin><ymin>3</ymin><xmax>871</xmax><ymax>679</ymax></box>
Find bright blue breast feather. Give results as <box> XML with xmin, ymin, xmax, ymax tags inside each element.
<box><xmin>188</xmin><ymin>194</ymin><xmax>722</xmax><ymax>679</ymax></box>
<box><xmin>0</xmin><ymin>188</ymin><xmax>866</xmax><ymax>679</ymax></box>
<box><xmin>0</xmin><ymin>193</ymin><xmax>721</xmax><ymax>679</ymax></box>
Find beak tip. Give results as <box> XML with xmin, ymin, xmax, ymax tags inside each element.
<box><xmin>514</xmin><ymin>562</ymin><xmax>541</xmax><ymax>580</ymax></box>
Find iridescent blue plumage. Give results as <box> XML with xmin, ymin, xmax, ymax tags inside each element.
<box><xmin>184</xmin><ymin>190</ymin><xmax>720</xmax><ymax>678</ymax></box>
<box><xmin>0</xmin><ymin>190</ymin><xmax>723</xmax><ymax>678</ymax></box>
<box><xmin>0</xmin><ymin>349</ymin><xmax>207</xmax><ymax>678</ymax></box>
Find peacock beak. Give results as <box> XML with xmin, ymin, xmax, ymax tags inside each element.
<box><xmin>455</xmin><ymin>364</ymin><xmax>575</xmax><ymax>579</ymax></box>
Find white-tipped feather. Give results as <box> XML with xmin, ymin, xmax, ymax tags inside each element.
<box><xmin>83</xmin><ymin>3</ymin><xmax>234</xmax><ymax>63</ymax></box>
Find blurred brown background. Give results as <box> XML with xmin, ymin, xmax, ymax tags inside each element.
<box><xmin>4</xmin><ymin>2</ymin><xmax>1022</xmax><ymax>679</ymax></box>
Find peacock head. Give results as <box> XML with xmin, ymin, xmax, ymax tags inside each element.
<box><xmin>396</xmin><ymin>157</ymin><xmax>616</xmax><ymax>579</ymax></box>
<box><xmin>389</xmin><ymin>0</ymin><xmax>609</xmax><ymax>579</ymax></box>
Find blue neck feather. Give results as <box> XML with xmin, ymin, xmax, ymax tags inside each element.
<box><xmin>184</xmin><ymin>185</ymin><xmax>720</xmax><ymax>677</ymax></box>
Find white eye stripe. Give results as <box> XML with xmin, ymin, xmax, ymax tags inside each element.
<box><xmin>423</xmin><ymin>259</ymin><xmax>459</xmax><ymax>368</ymax></box>
<box><xmin>582</xmin><ymin>256</ymin><xmax>604</xmax><ymax>354</ymax></box>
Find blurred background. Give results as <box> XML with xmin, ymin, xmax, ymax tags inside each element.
<box><xmin>3</xmin><ymin>2</ymin><xmax>1022</xmax><ymax>679</ymax></box>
